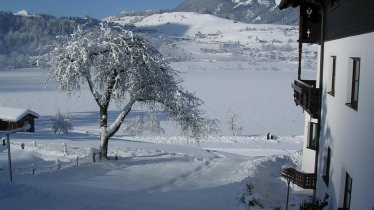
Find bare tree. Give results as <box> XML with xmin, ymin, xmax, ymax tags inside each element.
<box><xmin>44</xmin><ymin>25</ymin><xmax>205</xmax><ymax>158</ymax></box>
<box><xmin>227</xmin><ymin>111</ymin><xmax>242</xmax><ymax>136</ymax></box>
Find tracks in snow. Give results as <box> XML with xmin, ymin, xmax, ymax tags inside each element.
<box><xmin>147</xmin><ymin>149</ymin><xmax>223</xmax><ymax>193</ymax></box>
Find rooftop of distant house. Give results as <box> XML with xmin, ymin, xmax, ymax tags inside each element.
<box><xmin>0</xmin><ymin>106</ymin><xmax>39</xmax><ymax>122</ymax></box>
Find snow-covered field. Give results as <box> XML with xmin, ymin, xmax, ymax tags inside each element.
<box><xmin>0</xmin><ymin>67</ymin><xmax>312</xmax><ymax>209</ymax></box>
<box><xmin>0</xmin><ymin>12</ymin><xmax>316</xmax><ymax>210</ymax></box>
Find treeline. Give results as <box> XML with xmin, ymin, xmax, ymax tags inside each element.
<box><xmin>115</xmin><ymin>9</ymin><xmax>170</xmax><ymax>19</ymax></box>
<box><xmin>0</xmin><ymin>11</ymin><xmax>102</xmax><ymax>68</ymax></box>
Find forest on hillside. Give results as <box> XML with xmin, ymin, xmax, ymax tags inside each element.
<box><xmin>0</xmin><ymin>11</ymin><xmax>102</xmax><ymax>68</ymax></box>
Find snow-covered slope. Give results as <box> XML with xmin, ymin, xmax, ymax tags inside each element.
<box><xmin>13</xmin><ymin>10</ymin><xmax>33</xmax><ymax>17</ymax></box>
<box><xmin>174</xmin><ymin>0</ymin><xmax>298</xmax><ymax>24</ymax></box>
<box><xmin>133</xmin><ymin>12</ymin><xmax>297</xmax><ymax>44</ymax></box>
<box><xmin>112</xmin><ymin>12</ymin><xmax>316</xmax><ymax>71</ymax></box>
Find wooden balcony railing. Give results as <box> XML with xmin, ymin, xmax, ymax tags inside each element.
<box><xmin>282</xmin><ymin>168</ymin><xmax>316</xmax><ymax>189</ymax></box>
<box><xmin>291</xmin><ymin>79</ymin><xmax>320</xmax><ymax>118</ymax></box>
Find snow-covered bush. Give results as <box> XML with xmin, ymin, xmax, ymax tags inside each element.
<box><xmin>202</xmin><ymin>118</ymin><xmax>221</xmax><ymax>136</ymax></box>
<box><xmin>143</xmin><ymin>112</ymin><xmax>165</xmax><ymax>135</ymax></box>
<box><xmin>123</xmin><ymin>116</ymin><xmax>144</xmax><ymax>136</ymax></box>
<box><xmin>51</xmin><ymin>112</ymin><xmax>73</xmax><ymax>134</ymax></box>
<box><xmin>123</xmin><ymin>112</ymin><xmax>165</xmax><ymax>136</ymax></box>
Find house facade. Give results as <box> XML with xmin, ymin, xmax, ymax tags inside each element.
<box><xmin>280</xmin><ymin>0</ymin><xmax>374</xmax><ymax>209</ymax></box>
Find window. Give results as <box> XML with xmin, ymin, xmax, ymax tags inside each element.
<box><xmin>328</xmin><ymin>56</ymin><xmax>336</xmax><ymax>96</ymax></box>
<box><xmin>343</xmin><ymin>172</ymin><xmax>353</xmax><ymax>209</ymax></box>
<box><xmin>322</xmin><ymin>147</ymin><xmax>331</xmax><ymax>186</ymax></box>
<box><xmin>307</xmin><ymin>122</ymin><xmax>318</xmax><ymax>150</ymax></box>
<box><xmin>346</xmin><ymin>58</ymin><xmax>360</xmax><ymax>110</ymax></box>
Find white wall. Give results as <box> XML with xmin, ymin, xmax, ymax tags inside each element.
<box><xmin>300</xmin><ymin>44</ymin><xmax>321</xmax><ymax>173</ymax></box>
<box><xmin>315</xmin><ymin>32</ymin><xmax>374</xmax><ymax>210</ymax></box>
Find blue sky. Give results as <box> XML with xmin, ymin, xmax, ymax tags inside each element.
<box><xmin>0</xmin><ymin>0</ymin><xmax>184</xmax><ymax>19</ymax></box>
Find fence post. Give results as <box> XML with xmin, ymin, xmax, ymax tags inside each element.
<box><xmin>63</xmin><ymin>143</ymin><xmax>67</xmax><ymax>154</ymax></box>
<box><xmin>7</xmin><ymin>134</ymin><xmax>13</xmax><ymax>182</ymax></box>
<box><xmin>56</xmin><ymin>159</ymin><xmax>61</xmax><ymax>170</ymax></box>
<box><xmin>286</xmin><ymin>179</ymin><xmax>291</xmax><ymax>210</ymax></box>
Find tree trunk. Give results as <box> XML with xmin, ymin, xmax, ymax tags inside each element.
<box><xmin>99</xmin><ymin>105</ymin><xmax>109</xmax><ymax>159</ymax></box>
<box><xmin>98</xmin><ymin>98</ymin><xmax>135</xmax><ymax>159</ymax></box>
<box><xmin>100</xmin><ymin>128</ymin><xmax>109</xmax><ymax>159</ymax></box>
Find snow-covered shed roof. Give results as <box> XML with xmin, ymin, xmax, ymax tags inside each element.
<box><xmin>0</xmin><ymin>106</ymin><xmax>39</xmax><ymax>122</ymax></box>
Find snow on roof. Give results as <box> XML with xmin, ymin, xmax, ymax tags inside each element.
<box><xmin>0</xmin><ymin>106</ymin><xmax>39</xmax><ymax>122</ymax></box>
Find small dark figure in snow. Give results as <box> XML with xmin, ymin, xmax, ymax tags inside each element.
<box><xmin>2</xmin><ymin>138</ymin><xmax>5</xmax><ymax>146</ymax></box>
<box><xmin>93</xmin><ymin>152</ymin><xmax>96</xmax><ymax>163</ymax></box>
<box><xmin>267</xmin><ymin>132</ymin><xmax>274</xmax><ymax>140</ymax></box>
<box><xmin>21</xmin><ymin>143</ymin><xmax>25</xmax><ymax>149</ymax></box>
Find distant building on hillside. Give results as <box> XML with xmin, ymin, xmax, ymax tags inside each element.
<box><xmin>279</xmin><ymin>0</ymin><xmax>374</xmax><ymax>209</ymax></box>
<box><xmin>0</xmin><ymin>106</ymin><xmax>39</xmax><ymax>132</ymax></box>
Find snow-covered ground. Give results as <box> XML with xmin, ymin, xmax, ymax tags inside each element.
<box><xmin>0</xmin><ymin>133</ymin><xmax>305</xmax><ymax>210</ymax></box>
<box><xmin>0</xmin><ymin>67</ymin><xmax>312</xmax><ymax>209</ymax></box>
<box><xmin>0</xmin><ymin>12</ymin><xmax>317</xmax><ymax>210</ymax></box>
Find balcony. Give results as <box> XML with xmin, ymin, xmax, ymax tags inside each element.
<box><xmin>282</xmin><ymin>168</ymin><xmax>316</xmax><ymax>189</ymax></box>
<box><xmin>291</xmin><ymin>80</ymin><xmax>320</xmax><ymax>118</ymax></box>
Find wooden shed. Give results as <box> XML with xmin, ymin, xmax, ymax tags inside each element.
<box><xmin>0</xmin><ymin>106</ymin><xmax>39</xmax><ymax>132</ymax></box>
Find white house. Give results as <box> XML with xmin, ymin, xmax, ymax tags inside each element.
<box><xmin>279</xmin><ymin>0</ymin><xmax>374</xmax><ymax>209</ymax></box>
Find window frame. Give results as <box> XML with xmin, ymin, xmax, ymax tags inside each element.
<box><xmin>322</xmin><ymin>147</ymin><xmax>331</xmax><ymax>187</ymax></box>
<box><xmin>327</xmin><ymin>56</ymin><xmax>337</xmax><ymax>96</ymax></box>
<box><xmin>307</xmin><ymin>122</ymin><xmax>318</xmax><ymax>150</ymax></box>
<box><xmin>346</xmin><ymin>57</ymin><xmax>360</xmax><ymax>111</ymax></box>
<box><xmin>343</xmin><ymin>172</ymin><xmax>353</xmax><ymax>209</ymax></box>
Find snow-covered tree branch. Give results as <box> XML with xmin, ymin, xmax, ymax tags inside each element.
<box><xmin>43</xmin><ymin>24</ymin><xmax>206</xmax><ymax>158</ymax></box>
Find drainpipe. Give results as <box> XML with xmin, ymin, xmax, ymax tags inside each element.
<box><xmin>313</xmin><ymin>1</ymin><xmax>325</xmax><ymax>200</ymax></box>
<box><xmin>298</xmin><ymin>31</ymin><xmax>302</xmax><ymax>80</ymax></box>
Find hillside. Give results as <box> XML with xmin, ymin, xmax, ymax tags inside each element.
<box><xmin>174</xmin><ymin>0</ymin><xmax>298</xmax><ymax>24</ymax></box>
<box><xmin>107</xmin><ymin>0</ymin><xmax>298</xmax><ymax>25</ymax></box>
<box><xmin>0</xmin><ymin>11</ymin><xmax>101</xmax><ymax>68</ymax></box>
<box><xmin>110</xmin><ymin>12</ymin><xmax>316</xmax><ymax>71</ymax></box>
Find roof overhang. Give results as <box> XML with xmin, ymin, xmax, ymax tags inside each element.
<box><xmin>279</xmin><ymin>0</ymin><xmax>324</xmax><ymax>10</ymax></box>
<box><xmin>278</xmin><ymin>0</ymin><xmax>300</xmax><ymax>9</ymax></box>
